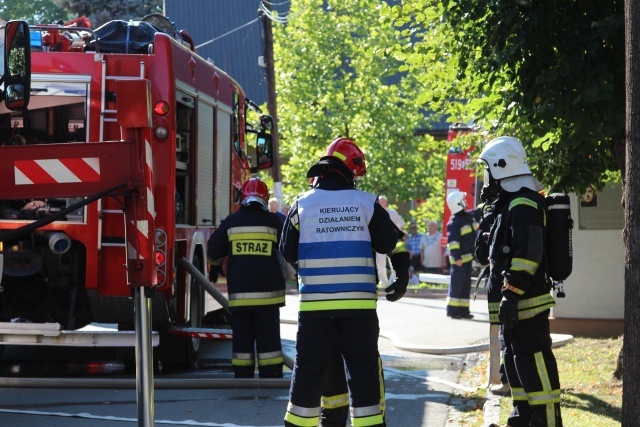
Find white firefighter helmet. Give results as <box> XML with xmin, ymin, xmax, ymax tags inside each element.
<box><xmin>478</xmin><ymin>136</ymin><xmax>532</xmax><ymax>180</ymax></box>
<box><xmin>478</xmin><ymin>136</ymin><xmax>542</xmax><ymax>192</ymax></box>
<box><xmin>446</xmin><ymin>191</ymin><xmax>467</xmax><ymax>215</ymax></box>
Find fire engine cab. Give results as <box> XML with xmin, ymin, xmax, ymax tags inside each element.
<box><xmin>0</xmin><ymin>15</ymin><xmax>273</xmax><ymax>367</ymax></box>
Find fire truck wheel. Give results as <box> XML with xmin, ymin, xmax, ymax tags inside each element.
<box><xmin>157</xmin><ymin>254</ymin><xmax>205</xmax><ymax>370</ymax></box>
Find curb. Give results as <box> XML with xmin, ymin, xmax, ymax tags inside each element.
<box><xmin>482</xmin><ymin>392</ymin><xmax>503</xmax><ymax>426</ymax></box>
<box><xmin>375</xmin><ymin>331</ymin><xmax>573</xmax><ymax>355</ymax></box>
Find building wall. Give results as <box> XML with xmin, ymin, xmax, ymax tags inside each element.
<box><xmin>550</xmin><ymin>185</ymin><xmax>624</xmax><ymax>338</ymax></box>
<box><xmin>165</xmin><ymin>0</ymin><xmax>273</xmax><ymax>105</ymax></box>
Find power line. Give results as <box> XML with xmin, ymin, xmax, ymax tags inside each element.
<box><xmin>259</xmin><ymin>3</ymin><xmax>290</xmax><ymax>24</ymax></box>
<box><xmin>195</xmin><ymin>17</ymin><xmax>260</xmax><ymax>49</ymax></box>
<box><xmin>259</xmin><ymin>0</ymin><xmax>314</xmax><ymax>25</ymax></box>
<box><xmin>262</xmin><ymin>0</ymin><xmax>291</xmax><ymax>6</ymax></box>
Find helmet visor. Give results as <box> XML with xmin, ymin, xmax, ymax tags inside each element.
<box><xmin>479</xmin><ymin>159</ymin><xmax>491</xmax><ymax>184</ymax></box>
<box><xmin>483</xmin><ymin>168</ymin><xmax>491</xmax><ymax>186</ymax></box>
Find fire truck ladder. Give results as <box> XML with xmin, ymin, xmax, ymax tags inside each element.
<box><xmin>98</xmin><ymin>60</ymin><xmax>235</xmax><ymax>342</ymax></box>
<box><xmin>96</xmin><ymin>58</ymin><xmax>139</xmax><ymax>253</ymax></box>
<box><xmin>99</xmin><ymin>59</ymin><xmax>147</xmax><ymax>141</ymax></box>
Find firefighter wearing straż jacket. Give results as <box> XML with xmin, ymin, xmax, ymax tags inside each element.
<box><xmin>281</xmin><ymin>137</ymin><xmax>410</xmax><ymax>427</ymax></box>
<box><xmin>207</xmin><ymin>177</ymin><xmax>286</xmax><ymax>379</ymax></box>
<box><xmin>445</xmin><ymin>191</ymin><xmax>478</xmax><ymax>319</ymax></box>
<box><xmin>478</xmin><ymin>136</ymin><xmax>563</xmax><ymax>427</ymax></box>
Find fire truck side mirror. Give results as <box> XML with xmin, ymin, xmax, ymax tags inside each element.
<box><xmin>2</xmin><ymin>20</ymin><xmax>31</xmax><ymax>111</ymax></box>
<box><xmin>252</xmin><ymin>131</ymin><xmax>273</xmax><ymax>172</ymax></box>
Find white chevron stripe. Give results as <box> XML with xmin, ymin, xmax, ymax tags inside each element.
<box><xmin>35</xmin><ymin>159</ymin><xmax>80</xmax><ymax>182</ymax></box>
<box><xmin>136</xmin><ymin>219</ymin><xmax>149</xmax><ymax>237</ymax></box>
<box><xmin>147</xmin><ymin>187</ymin><xmax>156</xmax><ymax>218</ymax></box>
<box><xmin>127</xmin><ymin>241</ymin><xmax>139</xmax><ymax>260</ymax></box>
<box><xmin>84</xmin><ymin>157</ymin><xmax>100</xmax><ymax>173</ymax></box>
<box><xmin>145</xmin><ymin>139</ymin><xmax>153</xmax><ymax>172</ymax></box>
<box><xmin>14</xmin><ymin>167</ymin><xmax>33</xmax><ymax>185</ymax></box>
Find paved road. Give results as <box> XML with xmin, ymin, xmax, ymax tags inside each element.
<box><xmin>0</xmin><ymin>293</ymin><xmax>533</xmax><ymax>427</ymax></box>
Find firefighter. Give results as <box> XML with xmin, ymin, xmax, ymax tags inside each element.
<box><xmin>305</xmin><ymin>177</ymin><xmax>350</xmax><ymax>427</ymax></box>
<box><xmin>207</xmin><ymin>177</ymin><xmax>286</xmax><ymax>379</ymax></box>
<box><xmin>445</xmin><ymin>191</ymin><xmax>478</xmax><ymax>319</ymax></box>
<box><xmin>281</xmin><ymin>137</ymin><xmax>410</xmax><ymax>427</ymax></box>
<box><xmin>478</xmin><ymin>136</ymin><xmax>563</xmax><ymax>427</ymax></box>
<box><xmin>476</xmin><ymin>199</ymin><xmax>510</xmax><ymax>394</ymax></box>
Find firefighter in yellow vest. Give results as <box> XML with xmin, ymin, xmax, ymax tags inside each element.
<box><xmin>445</xmin><ymin>191</ymin><xmax>478</xmax><ymax>319</ymax></box>
<box><xmin>479</xmin><ymin>136</ymin><xmax>563</xmax><ymax>427</ymax></box>
<box><xmin>280</xmin><ymin>137</ymin><xmax>410</xmax><ymax>427</ymax></box>
<box><xmin>207</xmin><ymin>177</ymin><xmax>286</xmax><ymax>378</ymax></box>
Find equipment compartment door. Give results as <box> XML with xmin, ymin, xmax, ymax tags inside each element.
<box><xmin>196</xmin><ymin>98</ymin><xmax>215</xmax><ymax>226</ymax></box>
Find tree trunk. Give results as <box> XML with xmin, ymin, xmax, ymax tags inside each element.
<box><xmin>623</xmin><ymin>2</ymin><xmax>640</xmax><ymax>424</ymax></box>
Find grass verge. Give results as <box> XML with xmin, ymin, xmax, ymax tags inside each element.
<box><xmin>447</xmin><ymin>336</ymin><xmax>623</xmax><ymax>426</ymax></box>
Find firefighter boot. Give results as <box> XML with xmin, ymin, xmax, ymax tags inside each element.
<box><xmin>258</xmin><ymin>363</ymin><xmax>283</xmax><ymax>378</ymax></box>
<box><xmin>486</xmin><ymin>324</ymin><xmax>502</xmax><ymax>388</ymax></box>
<box><xmin>489</xmin><ymin>382</ymin><xmax>511</xmax><ymax>395</ymax></box>
<box><xmin>529</xmin><ymin>403</ymin><xmax>563</xmax><ymax>427</ymax></box>
<box><xmin>233</xmin><ymin>366</ymin><xmax>255</xmax><ymax>378</ymax></box>
<box><xmin>319</xmin><ymin>405</ymin><xmax>349</xmax><ymax>427</ymax></box>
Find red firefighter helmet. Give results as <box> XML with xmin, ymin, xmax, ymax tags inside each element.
<box><xmin>241</xmin><ymin>178</ymin><xmax>269</xmax><ymax>210</ymax></box>
<box><xmin>306</xmin><ymin>137</ymin><xmax>366</xmax><ymax>178</ymax></box>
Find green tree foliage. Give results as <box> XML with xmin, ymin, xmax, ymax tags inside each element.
<box><xmin>54</xmin><ymin>0</ymin><xmax>161</xmax><ymax>28</ymax></box>
<box><xmin>0</xmin><ymin>0</ymin><xmax>69</xmax><ymax>24</ymax></box>
<box><xmin>272</xmin><ymin>0</ymin><xmax>445</xmax><ymax>213</ymax></box>
<box><xmin>1</xmin><ymin>0</ymin><xmax>162</xmax><ymax>28</ymax></box>
<box><xmin>382</xmin><ymin>1</ymin><xmax>624</xmax><ymax>194</ymax></box>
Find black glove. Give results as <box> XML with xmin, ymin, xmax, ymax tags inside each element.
<box><xmin>209</xmin><ymin>264</ymin><xmax>224</xmax><ymax>283</ymax></box>
<box><xmin>498</xmin><ymin>296</ymin><xmax>519</xmax><ymax>328</ymax></box>
<box><xmin>385</xmin><ymin>251</ymin><xmax>410</xmax><ymax>302</ymax></box>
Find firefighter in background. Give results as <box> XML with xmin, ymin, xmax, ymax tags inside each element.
<box><xmin>207</xmin><ymin>177</ymin><xmax>286</xmax><ymax>378</ymax></box>
<box><xmin>478</xmin><ymin>136</ymin><xmax>563</xmax><ymax>427</ymax></box>
<box><xmin>445</xmin><ymin>191</ymin><xmax>478</xmax><ymax>319</ymax></box>
<box><xmin>281</xmin><ymin>137</ymin><xmax>410</xmax><ymax>427</ymax></box>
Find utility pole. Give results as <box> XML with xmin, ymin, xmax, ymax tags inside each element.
<box><xmin>260</xmin><ymin>4</ymin><xmax>284</xmax><ymax>204</ymax></box>
<box><xmin>261</xmin><ymin>2</ymin><xmax>283</xmax><ymax>206</ymax></box>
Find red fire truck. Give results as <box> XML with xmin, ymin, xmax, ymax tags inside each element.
<box><xmin>441</xmin><ymin>123</ymin><xmax>479</xmax><ymax>244</ymax></box>
<box><xmin>0</xmin><ymin>16</ymin><xmax>273</xmax><ymax>366</ymax></box>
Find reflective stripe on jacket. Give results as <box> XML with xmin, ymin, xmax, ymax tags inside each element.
<box><xmin>207</xmin><ymin>205</ymin><xmax>286</xmax><ymax>311</ymax></box>
<box><xmin>488</xmin><ymin>189</ymin><xmax>556</xmax><ymax>317</ymax></box>
<box><xmin>447</xmin><ymin>211</ymin><xmax>478</xmax><ymax>264</ymax></box>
